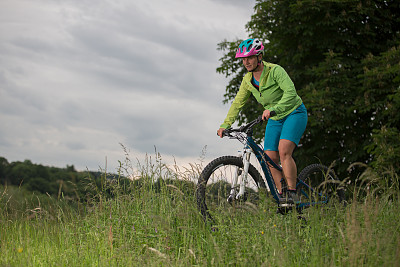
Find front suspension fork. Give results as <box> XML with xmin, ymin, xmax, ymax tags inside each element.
<box><xmin>228</xmin><ymin>149</ymin><xmax>251</xmax><ymax>203</ymax></box>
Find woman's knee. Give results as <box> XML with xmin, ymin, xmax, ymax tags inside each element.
<box><xmin>279</xmin><ymin>150</ymin><xmax>292</xmax><ymax>162</ymax></box>
<box><xmin>265</xmin><ymin>150</ymin><xmax>279</xmax><ymax>163</ymax></box>
<box><xmin>278</xmin><ymin>140</ymin><xmax>296</xmax><ymax>160</ymax></box>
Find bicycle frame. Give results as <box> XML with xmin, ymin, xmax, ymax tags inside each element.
<box><xmin>244</xmin><ymin>136</ymin><xmax>283</xmax><ymax>201</ymax></box>
<box><xmin>235</xmin><ymin>135</ymin><xmax>330</xmax><ymax>208</ymax></box>
<box><xmin>227</xmin><ymin>125</ymin><xmax>330</xmax><ymax>209</ymax></box>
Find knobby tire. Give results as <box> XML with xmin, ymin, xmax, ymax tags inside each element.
<box><xmin>297</xmin><ymin>164</ymin><xmax>346</xmax><ymax>206</ymax></box>
<box><xmin>196</xmin><ymin>156</ymin><xmax>265</xmax><ymax>222</ymax></box>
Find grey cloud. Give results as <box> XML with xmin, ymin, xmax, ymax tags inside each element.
<box><xmin>66</xmin><ymin>141</ymin><xmax>86</xmax><ymax>151</ymax></box>
<box><xmin>11</xmin><ymin>36</ymin><xmax>55</xmax><ymax>54</ymax></box>
<box><xmin>210</xmin><ymin>0</ymin><xmax>254</xmax><ymax>8</ymax></box>
<box><xmin>0</xmin><ymin>0</ymin><xmax>255</xmax><ymax>170</ymax></box>
<box><xmin>1</xmin><ymin>86</ymin><xmax>47</xmax><ymax>119</ymax></box>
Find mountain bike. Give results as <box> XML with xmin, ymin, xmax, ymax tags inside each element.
<box><xmin>196</xmin><ymin>115</ymin><xmax>345</xmax><ymax>222</ymax></box>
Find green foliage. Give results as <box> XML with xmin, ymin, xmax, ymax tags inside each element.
<box><xmin>25</xmin><ymin>177</ymin><xmax>55</xmax><ymax>195</ymax></box>
<box><xmin>349</xmin><ymin>162</ymin><xmax>400</xmax><ymax>202</ymax></box>
<box><xmin>0</xmin><ymin>156</ymin><xmax>128</xmax><ymax>201</ymax></box>
<box><xmin>1</xmin><ymin>167</ymin><xmax>399</xmax><ymax>266</ymax></box>
<box><xmin>0</xmin><ymin>157</ymin><xmax>9</xmax><ymax>178</ymax></box>
<box><xmin>358</xmin><ymin>45</ymin><xmax>400</xmax><ymax>127</ymax></box>
<box><xmin>360</xmin><ymin>44</ymin><xmax>400</xmax><ymax>175</ymax></box>
<box><xmin>366</xmin><ymin>127</ymin><xmax>400</xmax><ymax>174</ymax></box>
<box><xmin>217</xmin><ymin>0</ymin><xmax>400</xmax><ymax>176</ymax></box>
<box><xmin>1</xmin><ymin>149</ymin><xmax>399</xmax><ymax>266</ymax></box>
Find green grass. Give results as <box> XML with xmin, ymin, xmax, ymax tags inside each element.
<box><xmin>1</xmin><ymin>157</ymin><xmax>400</xmax><ymax>266</ymax></box>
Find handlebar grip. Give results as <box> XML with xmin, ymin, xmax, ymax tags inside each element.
<box><xmin>217</xmin><ymin>129</ymin><xmax>231</xmax><ymax>137</ymax></box>
<box><xmin>270</xmin><ymin>110</ymin><xmax>277</xmax><ymax>117</ymax></box>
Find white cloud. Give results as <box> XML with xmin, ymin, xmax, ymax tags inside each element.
<box><xmin>0</xmin><ymin>0</ymin><xmax>255</xmax><ymax>172</ymax></box>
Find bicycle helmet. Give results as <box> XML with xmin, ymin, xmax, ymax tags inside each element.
<box><xmin>235</xmin><ymin>38</ymin><xmax>264</xmax><ymax>58</ymax></box>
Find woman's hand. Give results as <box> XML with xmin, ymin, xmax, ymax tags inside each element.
<box><xmin>262</xmin><ymin>109</ymin><xmax>272</xmax><ymax>121</ymax></box>
<box><xmin>217</xmin><ymin>128</ymin><xmax>225</xmax><ymax>138</ymax></box>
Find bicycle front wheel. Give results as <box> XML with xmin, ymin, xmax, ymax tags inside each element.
<box><xmin>196</xmin><ymin>156</ymin><xmax>266</xmax><ymax>222</ymax></box>
<box><xmin>297</xmin><ymin>164</ymin><xmax>345</xmax><ymax>208</ymax></box>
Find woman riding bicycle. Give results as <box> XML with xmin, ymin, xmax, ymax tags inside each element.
<box><xmin>217</xmin><ymin>38</ymin><xmax>308</xmax><ymax>206</ymax></box>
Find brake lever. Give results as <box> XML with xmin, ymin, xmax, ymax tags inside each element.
<box><xmin>255</xmin><ymin>115</ymin><xmax>263</xmax><ymax>124</ymax></box>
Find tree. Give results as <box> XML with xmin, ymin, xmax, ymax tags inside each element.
<box><xmin>26</xmin><ymin>177</ymin><xmax>56</xmax><ymax>195</ymax></box>
<box><xmin>217</xmin><ymin>0</ymin><xmax>400</xmax><ymax>175</ymax></box>
<box><xmin>362</xmin><ymin>45</ymin><xmax>400</xmax><ymax>174</ymax></box>
<box><xmin>0</xmin><ymin>157</ymin><xmax>9</xmax><ymax>184</ymax></box>
<box><xmin>8</xmin><ymin>160</ymin><xmax>37</xmax><ymax>186</ymax></box>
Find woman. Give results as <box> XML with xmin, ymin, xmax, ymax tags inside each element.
<box><xmin>217</xmin><ymin>38</ymin><xmax>308</xmax><ymax>206</ymax></box>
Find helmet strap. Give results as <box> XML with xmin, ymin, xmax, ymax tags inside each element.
<box><xmin>250</xmin><ymin>55</ymin><xmax>263</xmax><ymax>72</ymax></box>
<box><xmin>257</xmin><ymin>53</ymin><xmax>263</xmax><ymax>64</ymax></box>
<box><xmin>249</xmin><ymin>65</ymin><xmax>259</xmax><ymax>72</ymax></box>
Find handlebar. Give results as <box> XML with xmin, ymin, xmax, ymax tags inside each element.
<box><xmin>220</xmin><ymin>111</ymin><xmax>276</xmax><ymax>138</ymax></box>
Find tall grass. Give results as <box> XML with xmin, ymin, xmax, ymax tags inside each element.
<box><xmin>1</xmin><ymin>153</ymin><xmax>399</xmax><ymax>266</ymax></box>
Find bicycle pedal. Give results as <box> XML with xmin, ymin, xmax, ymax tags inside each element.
<box><xmin>278</xmin><ymin>203</ymin><xmax>295</xmax><ymax>208</ymax></box>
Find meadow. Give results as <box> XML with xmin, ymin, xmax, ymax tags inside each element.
<box><xmin>1</xmin><ymin>156</ymin><xmax>399</xmax><ymax>266</ymax></box>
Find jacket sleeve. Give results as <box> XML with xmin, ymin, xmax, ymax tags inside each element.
<box><xmin>220</xmin><ymin>79</ymin><xmax>251</xmax><ymax>129</ymax></box>
<box><xmin>268</xmin><ymin>66</ymin><xmax>299</xmax><ymax>115</ymax></box>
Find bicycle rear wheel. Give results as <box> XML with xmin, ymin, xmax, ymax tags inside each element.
<box><xmin>196</xmin><ymin>156</ymin><xmax>266</xmax><ymax>222</ymax></box>
<box><xmin>297</xmin><ymin>164</ymin><xmax>345</xmax><ymax>209</ymax></box>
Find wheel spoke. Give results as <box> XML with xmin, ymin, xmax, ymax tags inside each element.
<box><xmin>196</xmin><ymin>156</ymin><xmax>265</xmax><ymax>222</ymax></box>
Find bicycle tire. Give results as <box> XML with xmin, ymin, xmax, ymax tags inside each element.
<box><xmin>196</xmin><ymin>156</ymin><xmax>266</xmax><ymax>222</ymax></box>
<box><xmin>297</xmin><ymin>164</ymin><xmax>345</xmax><ymax>207</ymax></box>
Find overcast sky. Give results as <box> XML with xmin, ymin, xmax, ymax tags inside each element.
<box><xmin>0</xmin><ymin>0</ymin><xmax>256</xmax><ymax>173</ymax></box>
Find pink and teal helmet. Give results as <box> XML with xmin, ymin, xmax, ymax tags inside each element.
<box><xmin>235</xmin><ymin>38</ymin><xmax>264</xmax><ymax>58</ymax></box>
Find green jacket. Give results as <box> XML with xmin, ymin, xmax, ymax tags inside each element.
<box><xmin>220</xmin><ymin>62</ymin><xmax>303</xmax><ymax>129</ymax></box>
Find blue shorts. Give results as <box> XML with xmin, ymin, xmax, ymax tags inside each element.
<box><xmin>264</xmin><ymin>103</ymin><xmax>308</xmax><ymax>151</ymax></box>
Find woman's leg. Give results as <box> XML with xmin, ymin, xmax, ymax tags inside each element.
<box><xmin>263</xmin><ymin>119</ymin><xmax>283</xmax><ymax>193</ymax></box>
<box><xmin>278</xmin><ymin>139</ymin><xmax>297</xmax><ymax>190</ymax></box>
<box><xmin>264</xmin><ymin>150</ymin><xmax>283</xmax><ymax>193</ymax></box>
<box><xmin>278</xmin><ymin>104</ymin><xmax>308</xmax><ymax>190</ymax></box>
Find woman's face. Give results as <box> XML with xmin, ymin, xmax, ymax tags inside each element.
<box><xmin>242</xmin><ymin>55</ymin><xmax>259</xmax><ymax>72</ymax></box>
